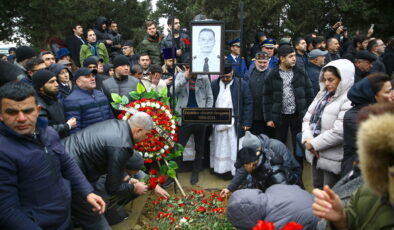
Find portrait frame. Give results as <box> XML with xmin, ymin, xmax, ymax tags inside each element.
<box><xmin>190</xmin><ymin>20</ymin><xmax>224</xmax><ymax>75</ymax></box>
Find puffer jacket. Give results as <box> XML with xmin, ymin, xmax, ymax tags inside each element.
<box><xmin>0</xmin><ymin>119</ymin><xmax>93</xmax><ymax>230</ymax></box>
<box><xmin>263</xmin><ymin>65</ymin><xmax>314</xmax><ymax>125</ymax></box>
<box><xmin>139</xmin><ymin>32</ymin><xmax>162</xmax><ymax>65</ymax></box>
<box><xmin>227</xmin><ymin>133</ymin><xmax>302</xmax><ymax>192</ymax></box>
<box><xmin>63</xmin><ymin>87</ymin><xmax>113</xmax><ymax>134</ymax></box>
<box><xmin>227</xmin><ymin>186</ymin><xmax>319</xmax><ymax>230</ymax></box>
<box><xmin>302</xmin><ymin>59</ymin><xmax>354</xmax><ymax>175</ymax></box>
<box><xmin>61</xmin><ymin>119</ymin><xmax>135</xmax><ymax>196</ymax></box>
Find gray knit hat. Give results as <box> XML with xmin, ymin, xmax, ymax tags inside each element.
<box><xmin>240</xmin><ymin>131</ymin><xmax>261</xmax><ymax>150</ymax></box>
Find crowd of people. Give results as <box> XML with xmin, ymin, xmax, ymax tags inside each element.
<box><xmin>0</xmin><ymin>13</ymin><xmax>394</xmax><ymax>230</ymax></box>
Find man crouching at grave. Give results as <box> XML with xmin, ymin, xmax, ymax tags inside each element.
<box><xmin>61</xmin><ymin>112</ymin><xmax>153</xmax><ymax>230</ymax></box>
<box><xmin>220</xmin><ymin>131</ymin><xmax>303</xmax><ymax>197</ymax></box>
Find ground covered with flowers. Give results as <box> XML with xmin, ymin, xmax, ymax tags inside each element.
<box><xmin>138</xmin><ymin>188</ymin><xmax>235</xmax><ymax>230</ymax></box>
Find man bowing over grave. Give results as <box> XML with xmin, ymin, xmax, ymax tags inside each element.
<box><xmin>210</xmin><ymin>60</ymin><xmax>253</xmax><ymax>179</ymax></box>
<box><xmin>62</xmin><ymin>112</ymin><xmax>153</xmax><ymax>230</ymax></box>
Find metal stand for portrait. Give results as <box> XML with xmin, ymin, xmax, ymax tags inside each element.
<box><xmin>166</xmin><ymin>2</ymin><xmax>245</xmax><ymax>195</ymax></box>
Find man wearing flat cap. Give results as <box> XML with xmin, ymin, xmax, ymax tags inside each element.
<box><xmin>263</xmin><ymin>45</ymin><xmax>314</xmax><ymax>155</ymax></box>
<box><xmin>83</xmin><ymin>56</ymin><xmax>109</xmax><ymax>90</ymax></box>
<box><xmin>225</xmin><ymin>38</ymin><xmax>248</xmax><ymax>79</ymax></box>
<box><xmin>354</xmin><ymin>50</ymin><xmax>377</xmax><ymax>83</ymax></box>
<box><xmin>307</xmin><ymin>49</ymin><xmax>328</xmax><ymax>95</ymax></box>
<box><xmin>63</xmin><ymin>67</ymin><xmax>113</xmax><ymax>133</ymax></box>
<box><xmin>32</xmin><ymin>69</ymin><xmax>77</xmax><ymax>137</ymax></box>
<box><xmin>210</xmin><ymin>60</ymin><xmax>253</xmax><ymax>179</ymax></box>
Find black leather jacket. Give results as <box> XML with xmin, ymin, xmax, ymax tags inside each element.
<box><xmin>62</xmin><ymin>119</ymin><xmax>135</xmax><ymax>196</ymax></box>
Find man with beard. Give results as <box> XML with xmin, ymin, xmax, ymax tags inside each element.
<box><xmin>294</xmin><ymin>37</ymin><xmax>308</xmax><ymax>72</ymax></box>
<box><xmin>210</xmin><ymin>61</ymin><xmax>253</xmax><ymax>178</ymax></box>
<box><xmin>138</xmin><ymin>53</ymin><xmax>151</xmax><ymax>77</ymax></box>
<box><xmin>63</xmin><ymin>68</ymin><xmax>113</xmax><ymax>133</ymax></box>
<box><xmin>160</xmin><ymin>16</ymin><xmax>189</xmax><ymax>63</ymax></box>
<box><xmin>139</xmin><ymin>21</ymin><xmax>162</xmax><ymax>65</ymax></box>
<box><xmin>108</xmin><ymin>21</ymin><xmax>123</xmax><ymax>59</ymax></box>
<box><xmin>32</xmin><ymin>69</ymin><xmax>77</xmax><ymax>137</ymax></box>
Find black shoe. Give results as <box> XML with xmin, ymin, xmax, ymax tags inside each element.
<box><xmin>190</xmin><ymin>172</ymin><xmax>199</xmax><ymax>185</ymax></box>
<box><xmin>162</xmin><ymin>178</ymin><xmax>175</xmax><ymax>188</ymax></box>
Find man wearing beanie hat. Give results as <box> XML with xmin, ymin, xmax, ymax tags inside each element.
<box><xmin>263</xmin><ymin>44</ymin><xmax>313</xmax><ymax>157</ymax></box>
<box><xmin>220</xmin><ymin>131</ymin><xmax>302</xmax><ymax>197</ymax></box>
<box><xmin>0</xmin><ymin>60</ymin><xmax>24</xmax><ymax>86</ymax></box>
<box><xmin>14</xmin><ymin>46</ymin><xmax>37</xmax><ymax>79</ymax></box>
<box><xmin>102</xmin><ymin>55</ymin><xmax>139</xmax><ymax>116</ymax></box>
<box><xmin>32</xmin><ymin>69</ymin><xmax>77</xmax><ymax>137</ymax></box>
<box><xmin>63</xmin><ymin>67</ymin><xmax>113</xmax><ymax>134</ymax></box>
<box><xmin>210</xmin><ymin>60</ymin><xmax>253</xmax><ymax>179</ymax></box>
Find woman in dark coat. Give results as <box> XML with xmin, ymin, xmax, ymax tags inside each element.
<box><xmin>341</xmin><ymin>72</ymin><xmax>392</xmax><ymax>177</ymax></box>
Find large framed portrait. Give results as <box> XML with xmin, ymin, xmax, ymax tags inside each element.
<box><xmin>190</xmin><ymin>21</ymin><xmax>224</xmax><ymax>75</ymax></box>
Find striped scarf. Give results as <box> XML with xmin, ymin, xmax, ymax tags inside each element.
<box><xmin>310</xmin><ymin>92</ymin><xmax>334</xmax><ymax>137</ymax></box>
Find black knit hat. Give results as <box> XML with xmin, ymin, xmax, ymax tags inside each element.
<box><xmin>83</xmin><ymin>56</ymin><xmax>102</xmax><ymax>67</ymax></box>
<box><xmin>234</xmin><ymin>147</ymin><xmax>262</xmax><ymax>168</ymax></box>
<box><xmin>277</xmin><ymin>44</ymin><xmax>294</xmax><ymax>57</ymax></box>
<box><xmin>126</xmin><ymin>152</ymin><xmax>144</xmax><ymax>170</ymax></box>
<box><xmin>16</xmin><ymin>46</ymin><xmax>36</xmax><ymax>62</ymax></box>
<box><xmin>32</xmin><ymin>69</ymin><xmax>55</xmax><ymax>90</ymax></box>
<box><xmin>0</xmin><ymin>60</ymin><xmax>23</xmax><ymax>86</ymax></box>
<box><xmin>113</xmin><ymin>55</ymin><xmax>130</xmax><ymax>69</ymax></box>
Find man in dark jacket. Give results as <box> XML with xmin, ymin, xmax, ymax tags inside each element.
<box><xmin>382</xmin><ymin>38</ymin><xmax>394</xmax><ymax>77</ymax></box>
<box><xmin>220</xmin><ymin>131</ymin><xmax>302</xmax><ymax>197</ymax></box>
<box><xmin>139</xmin><ymin>21</ymin><xmax>162</xmax><ymax>65</ymax></box>
<box><xmin>32</xmin><ymin>69</ymin><xmax>76</xmax><ymax>137</ymax></box>
<box><xmin>108</xmin><ymin>21</ymin><xmax>122</xmax><ymax>59</ymax></box>
<box><xmin>62</xmin><ymin>112</ymin><xmax>153</xmax><ymax>230</ymax></box>
<box><xmin>263</xmin><ymin>45</ymin><xmax>314</xmax><ymax>152</ymax></box>
<box><xmin>354</xmin><ymin>50</ymin><xmax>376</xmax><ymax>82</ymax></box>
<box><xmin>294</xmin><ymin>37</ymin><xmax>309</xmax><ymax>72</ymax></box>
<box><xmin>367</xmin><ymin>38</ymin><xmax>386</xmax><ymax>74</ymax></box>
<box><xmin>65</xmin><ymin>24</ymin><xmax>85</xmax><ymax>67</ymax></box>
<box><xmin>324</xmin><ymin>37</ymin><xmax>341</xmax><ymax>64</ymax></box>
<box><xmin>160</xmin><ymin>16</ymin><xmax>188</xmax><ymax>63</ymax></box>
<box><xmin>0</xmin><ymin>81</ymin><xmax>105</xmax><ymax>230</ymax></box>
<box><xmin>83</xmin><ymin>56</ymin><xmax>109</xmax><ymax>90</ymax></box>
<box><xmin>102</xmin><ymin>55</ymin><xmax>139</xmax><ymax>116</ymax></box>
<box><xmin>307</xmin><ymin>49</ymin><xmax>328</xmax><ymax>96</ymax></box>
<box><xmin>63</xmin><ymin>68</ymin><xmax>113</xmax><ymax>133</ymax></box>
<box><xmin>93</xmin><ymin>16</ymin><xmax>113</xmax><ymax>53</ymax></box>
<box><xmin>246</xmin><ymin>52</ymin><xmax>272</xmax><ymax>137</ymax></box>
<box><xmin>210</xmin><ymin>61</ymin><xmax>253</xmax><ymax>177</ymax></box>
<box><xmin>122</xmin><ymin>40</ymin><xmax>139</xmax><ymax>67</ymax></box>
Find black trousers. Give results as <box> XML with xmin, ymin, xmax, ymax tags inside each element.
<box><xmin>274</xmin><ymin>113</ymin><xmax>302</xmax><ymax>153</ymax></box>
<box><xmin>250</xmin><ymin>119</ymin><xmax>275</xmax><ymax>138</ymax></box>
<box><xmin>177</xmin><ymin>123</ymin><xmax>206</xmax><ymax>172</ymax></box>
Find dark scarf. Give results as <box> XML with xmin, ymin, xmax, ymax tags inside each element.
<box><xmin>89</xmin><ymin>42</ymin><xmax>98</xmax><ymax>56</ymax></box>
<box><xmin>310</xmin><ymin>92</ymin><xmax>334</xmax><ymax>137</ymax></box>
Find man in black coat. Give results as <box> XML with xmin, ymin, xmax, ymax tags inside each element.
<box><xmin>32</xmin><ymin>69</ymin><xmax>76</xmax><ymax>137</ymax></box>
<box><xmin>62</xmin><ymin>112</ymin><xmax>153</xmax><ymax>230</ymax></box>
<box><xmin>354</xmin><ymin>50</ymin><xmax>376</xmax><ymax>83</ymax></box>
<box><xmin>65</xmin><ymin>24</ymin><xmax>85</xmax><ymax>67</ymax></box>
<box><xmin>263</xmin><ymin>45</ymin><xmax>314</xmax><ymax>152</ymax></box>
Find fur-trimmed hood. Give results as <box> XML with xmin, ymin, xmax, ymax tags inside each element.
<box><xmin>358</xmin><ymin>113</ymin><xmax>394</xmax><ymax>197</ymax></box>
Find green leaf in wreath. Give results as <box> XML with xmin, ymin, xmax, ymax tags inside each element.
<box><xmin>136</xmin><ymin>82</ymin><xmax>146</xmax><ymax>94</ymax></box>
<box><xmin>121</xmin><ymin>95</ymin><xmax>129</xmax><ymax>105</ymax></box>
<box><xmin>150</xmin><ymin>89</ymin><xmax>159</xmax><ymax>99</ymax></box>
<box><xmin>129</xmin><ymin>91</ymin><xmax>141</xmax><ymax>100</ymax></box>
<box><xmin>159</xmin><ymin>87</ymin><xmax>168</xmax><ymax>98</ymax></box>
<box><xmin>111</xmin><ymin>93</ymin><xmax>122</xmax><ymax>103</ymax></box>
<box><xmin>168</xmin><ymin>160</ymin><xmax>178</xmax><ymax>170</ymax></box>
<box><xmin>144</xmin><ymin>90</ymin><xmax>154</xmax><ymax>99</ymax></box>
<box><xmin>159</xmin><ymin>165</ymin><xmax>168</xmax><ymax>175</ymax></box>
<box><xmin>167</xmin><ymin>168</ymin><xmax>176</xmax><ymax>178</ymax></box>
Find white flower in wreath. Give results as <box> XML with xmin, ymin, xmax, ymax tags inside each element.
<box><xmin>149</xmin><ymin>153</ymin><xmax>153</xmax><ymax>158</ymax></box>
<box><xmin>160</xmin><ymin>149</ymin><xmax>165</xmax><ymax>154</ymax></box>
<box><xmin>141</xmin><ymin>103</ymin><xmax>146</xmax><ymax>107</ymax></box>
<box><xmin>144</xmin><ymin>152</ymin><xmax>149</xmax><ymax>157</ymax></box>
<box><xmin>171</xmin><ymin>125</ymin><xmax>176</xmax><ymax>129</ymax></box>
<box><xmin>155</xmin><ymin>103</ymin><xmax>160</xmax><ymax>109</ymax></box>
<box><xmin>168</xmin><ymin>114</ymin><xmax>173</xmax><ymax>119</ymax></box>
<box><xmin>171</xmin><ymin>130</ymin><xmax>175</xmax><ymax>134</ymax></box>
<box><xmin>161</xmin><ymin>106</ymin><xmax>166</xmax><ymax>111</ymax></box>
<box><xmin>135</xmin><ymin>104</ymin><xmax>141</xmax><ymax>109</ymax></box>
<box><xmin>146</xmin><ymin>102</ymin><xmax>151</xmax><ymax>107</ymax></box>
<box><xmin>164</xmin><ymin>145</ymin><xmax>169</xmax><ymax>150</ymax></box>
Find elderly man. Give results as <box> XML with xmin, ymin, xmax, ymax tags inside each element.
<box><xmin>0</xmin><ymin>81</ymin><xmax>105</xmax><ymax>230</ymax></box>
<box><xmin>307</xmin><ymin>49</ymin><xmax>328</xmax><ymax>95</ymax></box>
<box><xmin>354</xmin><ymin>50</ymin><xmax>376</xmax><ymax>82</ymax></box>
<box><xmin>63</xmin><ymin>67</ymin><xmax>113</xmax><ymax>133</ymax></box>
<box><xmin>62</xmin><ymin>112</ymin><xmax>153</xmax><ymax>230</ymax></box>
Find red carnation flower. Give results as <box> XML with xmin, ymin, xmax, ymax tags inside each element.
<box><xmin>195</xmin><ymin>206</ymin><xmax>206</xmax><ymax>213</ymax></box>
<box><xmin>253</xmin><ymin>220</ymin><xmax>275</xmax><ymax>230</ymax></box>
<box><xmin>150</xmin><ymin>169</ymin><xmax>158</xmax><ymax>175</ymax></box>
<box><xmin>158</xmin><ymin>175</ymin><xmax>166</xmax><ymax>184</ymax></box>
<box><xmin>282</xmin><ymin>222</ymin><xmax>303</xmax><ymax>230</ymax></box>
<box><xmin>149</xmin><ymin>177</ymin><xmax>158</xmax><ymax>189</ymax></box>
<box><xmin>182</xmin><ymin>38</ymin><xmax>191</xmax><ymax>45</ymax></box>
